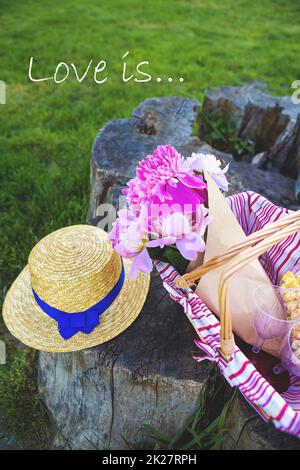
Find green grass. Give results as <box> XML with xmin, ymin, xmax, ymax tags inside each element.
<box><xmin>0</xmin><ymin>0</ymin><xmax>300</xmax><ymax>447</ymax></box>
<box><xmin>0</xmin><ymin>348</ymin><xmax>50</xmax><ymax>448</ymax></box>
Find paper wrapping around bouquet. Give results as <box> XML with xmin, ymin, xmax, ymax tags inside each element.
<box><xmin>194</xmin><ymin>173</ymin><xmax>282</xmax><ymax>358</ymax></box>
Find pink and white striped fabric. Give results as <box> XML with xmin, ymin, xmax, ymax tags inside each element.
<box><xmin>156</xmin><ymin>191</ymin><xmax>300</xmax><ymax>437</ymax></box>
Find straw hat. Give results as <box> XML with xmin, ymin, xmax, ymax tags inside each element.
<box><xmin>2</xmin><ymin>225</ymin><xmax>150</xmax><ymax>352</ymax></box>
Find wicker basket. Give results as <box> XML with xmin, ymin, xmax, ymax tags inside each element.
<box><xmin>157</xmin><ymin>191</ymin><xmax>300</xmax><ymax>437</ymax></box>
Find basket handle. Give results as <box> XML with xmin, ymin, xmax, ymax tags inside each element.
<box><xmin>176</xmin><ymin>210</ymin><xmax>300</xmax><ymax>289</ymax></box>
<box><xmin>218</xmin><ymin>220</ymin><xmax>300</xmax><ymax>358</ymax></box>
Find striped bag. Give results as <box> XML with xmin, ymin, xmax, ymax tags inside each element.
<box><xmin>156</xmin><ymin>191</ymin><xmax>300</xmax><ymax>437</ymax></box>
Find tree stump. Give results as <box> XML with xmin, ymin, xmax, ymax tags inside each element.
<box><xmin>38</xmin><ymin>274</ymin><xmax>211</xmax><ymax>450</ymax></box>
<box><xmin>202</xmin><ymin>84</ymin><xmax>300</xmax><ymax>198</ymax></box>
<box><xmin>39</xmin><ymin>95</ymin><xmax>298</xmax><ymax>450</ymax></box>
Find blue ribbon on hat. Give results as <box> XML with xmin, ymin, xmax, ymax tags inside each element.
<box><xmin>32</xmin><ymin>263</ymin><xmax>125</xmax><ymax>340</ymax></box>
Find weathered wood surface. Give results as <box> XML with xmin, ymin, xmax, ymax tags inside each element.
<box><xmin>39</xmin><ymin>94</ymin><xmax>299</xmax><ymax>450</ymax></box>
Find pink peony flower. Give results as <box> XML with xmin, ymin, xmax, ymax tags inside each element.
<box><xmin>186</xmin><ymin>153</ymin><xmax>229</xmax><ymax>192</ymax></box>
<box><xmin>109</xmin><ymin>145</ymin><xmax>218</xmax><ymax>276</ymax></box>
<box><xmin>123</xmin><ymin>145</ymin><xmax>207</xmax><ymax>214</ymax></box>
<box><xmin>109</xmin><ymin>208</ymin><xmax>153</xmax><ymax>279</ymax></box>
<box><xmin>147</xmin><ymin>205</ymin><xmax>212</xmax><ymax>260</ymax></box>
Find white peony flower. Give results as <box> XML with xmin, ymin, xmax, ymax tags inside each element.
<box><xmin>186</xmin><ymin>153</ymin><xmax>229</xmax><ymax>192</ymax></box>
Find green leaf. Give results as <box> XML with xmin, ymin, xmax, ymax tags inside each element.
<box><xmin>163</xmin><ymin>246</ymin><xmax>189</xmax><ymax>274</ymax></box>
<box><xmin>143</xmin><ymin>424</ymin><xmax>170</xmax><ymax>445</ymax></box>
<box><xmin>147</xmin><ymin>245</ymin><xmax>189</xmax><ymax>274</ymax></box>
<box><xmin>147</xmin><ymin>246</ymin><xmax>166</xmax><ymax>261</ymax></box>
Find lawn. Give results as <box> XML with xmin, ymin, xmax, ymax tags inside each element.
<box><xmin>0</xmin><ymin>0</ymin><xmax>299</xmax><ymax>447</ymax></box>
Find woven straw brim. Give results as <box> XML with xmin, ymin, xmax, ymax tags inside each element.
<box><xmin>2</xmin><ymin>259</ymin><xmax>150</xmax><ymax>352</ymax></box>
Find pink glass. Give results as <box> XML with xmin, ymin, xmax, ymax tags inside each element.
<box><xmin>252</xmin><ymin>284</ymin><xmax>297</xmax><ymax>354</ymax></box>
<box><xmin>274</xmin><ymin>325</ymin><xmax>300</xmax><ymax>377</ymax></box>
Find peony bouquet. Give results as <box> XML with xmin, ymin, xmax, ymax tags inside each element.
<box><xmin>109</xmin><ymin>145</ymin><xmax>229</xmax><ymax>279</ymax></box>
